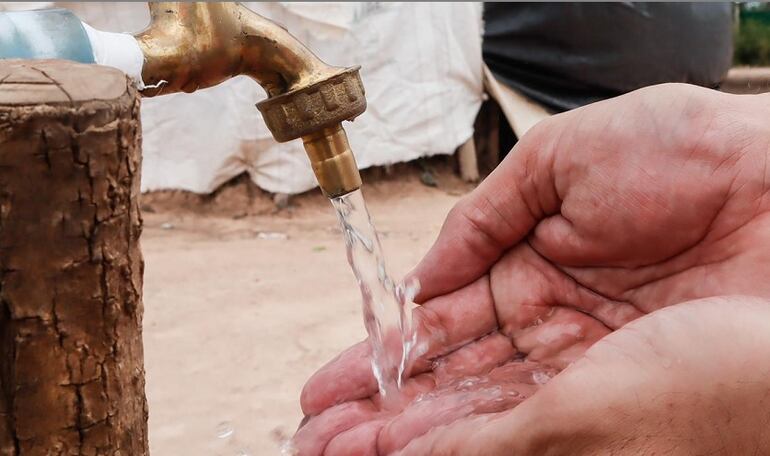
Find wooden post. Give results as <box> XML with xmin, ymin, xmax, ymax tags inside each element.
<box><xmin>0</xmin><ymin>60</ymin><xmax>147</xmax><ymax>455</ymax></box>
<box><xmin>457</xmin><ymin>137</ymin><xmax>480</xmax><ymax>183</ymax></box>
<box><xmin>473</xmin><ymin>99</ymin><xmax>502</xmax><ymax>176</ymax></box>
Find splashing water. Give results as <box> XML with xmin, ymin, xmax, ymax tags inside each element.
<box><xmin>215</xmin><ymin>421</ymin><xmax>235</xmax><ymax>440</ymax></box>
<box><xmin>332</xmin><ymin>189</ymin><xmax>418</xmax><ymax>408</ymax></box>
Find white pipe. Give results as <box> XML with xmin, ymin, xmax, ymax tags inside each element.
<box><xmin>81</xmin><ymin>21</ymin><xmax>146</xmax><ymax>90</ymax></box>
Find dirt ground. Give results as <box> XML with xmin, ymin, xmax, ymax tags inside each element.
<box><xmin>139</xmin><ymin>161</ymin><xmax>473</xmax><ymax>455</ymax></box>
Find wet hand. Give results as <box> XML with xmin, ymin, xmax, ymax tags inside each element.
<box><xmin>298</xmin><ymin>84</ymin><xmax>770</xmax><ymax>454</ymax></box>
<box><xmin>395</xmin><ymin>297</ymin><xmax>770</xmax><ymax>455</ymax></box>
<box><xmin>295</xmin><ymin>277</ymin><xmax>558</xmax><ymax>455</ymax></box>
<box><xmin>411</xmin><ymin>83</ymin><xmax>770</xmax><ymax>369</ymax></box>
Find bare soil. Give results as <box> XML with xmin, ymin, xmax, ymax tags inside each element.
<box><xmin>140</xmin><ymin>160</ymin><xmax>473</xmax><ymax>454</ymax></box>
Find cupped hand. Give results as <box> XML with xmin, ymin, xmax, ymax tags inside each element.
<box><xmin>396</xmin><ymin>296</ymin><xmax>770</xmax><ymax>455</ymax></box>
<box><xmin>295</xmin><ymin>278</ymin><xmax>560</xmax><ymax>455</ymax></box>
<box><xmin>297</xmin><ymin>84</ymin><xmax>770</xmax><ymax>455</ymax></box>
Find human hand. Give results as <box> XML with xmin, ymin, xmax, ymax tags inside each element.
<box><xmin>298</xmin><ymin>84</ymin><xmax>770</xmax><ymax>454</ymax></box>
<box><xmin>295</xmin><ymin>278</ymin><xmax>560</xmax><ymax>455</ymax></box>
<box><xmin>395</xmin><ymin>296</ymin><xmax>770</xmax><ymax>455</ymax></box>
<box><xmin>410</xmin><ymin>83</ymin><xmax>770</xmax><ymax>368</ymax></box>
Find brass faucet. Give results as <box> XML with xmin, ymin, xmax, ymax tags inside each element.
<box><xmin>134</xmin><ymin>2</ymin><xmax>365</xmax><ymax>198</ymax></box>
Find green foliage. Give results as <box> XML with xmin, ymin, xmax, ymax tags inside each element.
<box><xmin>735</xmin><ymin>20</ymin><xmax>770</xmax><ymax>65</ymax></box>
<box><xmin>735</xmin><ymin>5</ymin><xmax>770</xmax><ymax>66</ymax></box>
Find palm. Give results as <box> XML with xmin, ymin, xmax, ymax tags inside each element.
<box><xmin>297</xmin><ymin>84</ymin><xmax>770</xmax><ymax>455</ymax></box>
<box><xmin>490</xmin><ymin>119</ymin><xmax>770</xmax><ymax>368</ymax></box>
<box><xmin>294</xmin><ymin>281</ymin><xmax>559</xmax><ymax>456</ymax></box>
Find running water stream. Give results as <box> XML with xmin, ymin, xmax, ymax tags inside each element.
<box><xmin>279</xmin><ymin>189</ymin><xmax>417</xmax><ymax>455</ymax></box>
<box><xmin>331</xmin><ymin>189</ymin><xmax>417</xmax><ymax>408</ymax></box>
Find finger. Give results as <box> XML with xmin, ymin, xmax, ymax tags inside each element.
<box><xmin>378</xmin><ymin>391</ymin><xmax>525</xmax><ymax>455</ymax></box>
<box><xmin>370</xmin><ymin>373</ymin><xmax>436</xmax><ymax>411</ymax></box>
<box><xmin>299</xmin><ymin>373</ymin><xmax>434</xmax><ymax>456</ymax></box>
<box><xmin>430</xmin><ymin>332</ymin><xmax>516</xmax><ymax>384</ymax></box>
<box><xmin>378</xmin><ymin>361</ymin><xmax>546</xmax><ymax>454</ymax></box>
<box><xmin>405</xmin><ymin>277</ymin><xmax>498</xmax><ymax>375</ymax></box>
<box><xmin>372</xmin><ymin>332</ymin><xmax>518</xmax><ymax>410</ymax></box>
<box><xmin>514</xmin><ymin>307</ymin><xmax>611</xmax><ymax>368</ymax></box>
<box><xmin>324</xmin><ymin>419</ymin><xmax>388</xmax><ymax>456</ymax></box>
<box><xmin>490</xmin><ymin>243</ymin><xmax>642</xmax><ymax>368</ymax></box>
<box><xmin>390</xmin><ymin>363</ymin><xmax>559</xmax><ymax>456</ymax></box>
<box><xmin>300</xmin><ymin>341</ymin><xmax>372</xmax><ymax>416</ymax></box>
<box><xmin>292</xmin><ymin>400</ymin><xmax>378</xmax><ymax>456</ymax></box>
<box><xmin>301</xmin><ymin>336</ymin><xmax>522</xmax><ymax>455</ymax></box>
<box><xmin>483</xmin><ymin>359</ymin><xmax>559</xmax><ymax>385</ymax></box>
<box><xmin>301</xmin><ymin>277</ymin><xmax>497</xmax><ymax>415</ymax></box>
<box><xmin>408</xmin><ymin>120</ymin><xmax>563</xmax><ymax>303</ymax></box>
<box><xmin>393</xmin><ymin>413</ymin><xmax>510</xmax><ymax>456</ymax></box>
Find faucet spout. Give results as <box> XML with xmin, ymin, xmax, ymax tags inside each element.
<box><xmin>134</xmin><ymin>2</ymin><xmax>365</xmax><ymax>197</ymax></box>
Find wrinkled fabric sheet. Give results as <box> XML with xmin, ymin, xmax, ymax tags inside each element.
<box><xmin>56</xmin><ymin>2</ymin><xmax>484</xmax><ymax>194</ymax></box>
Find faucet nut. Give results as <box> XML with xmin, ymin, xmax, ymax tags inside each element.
<box><xmin>257</xmin><ymin>67</ymin><xmax>366</xmax><ymax>143</ymax></box>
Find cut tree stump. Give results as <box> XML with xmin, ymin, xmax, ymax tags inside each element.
<box><xmin>0</xmin><ymin>60</ymin><xmax>147</xmax><ymax>455</ymax></box>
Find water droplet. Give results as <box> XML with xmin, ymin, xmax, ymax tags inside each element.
<box><xmin>456</xmin><ymin>376</ymin><xmax>483</xmax><ymax>390</ymax></box>
<box><xmin>532</xmin><ymin>371</ymin><xmax>553</xmax><ymax>385</ymax></box>
<box><xmin>271</xmin><ymin>428</ymin><xmax>298</xmax><ymax>455</ymax></box>
<box><xmin>280</xmin><ymin>441</ymin><xmax>299</xmax><ymax>456</ymax></box>
<box><xmin>215</xmin><ymin>421</ymin><xmax>234</xmax><ymax>439</ymax></box>
<box><xmin>256</xmin><ymin>231</ymin><xmax>288</xmax><ymax>240</ymax></box>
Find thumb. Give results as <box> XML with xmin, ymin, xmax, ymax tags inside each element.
<box><xmin>409</xmin><ymin>121</ymin><xmax>561</xmax><ymax>303</ymax></box>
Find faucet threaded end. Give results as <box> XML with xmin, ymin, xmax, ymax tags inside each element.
<box><xmin>302</xmin><ymin>125</ymin><xmax>362</xmax><ymax>198</ymax></box>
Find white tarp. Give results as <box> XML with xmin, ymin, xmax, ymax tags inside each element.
<box><xmin>53</xmin><ymin>2</ymin><xmax>484</xmax><ymax>194</ymax></box>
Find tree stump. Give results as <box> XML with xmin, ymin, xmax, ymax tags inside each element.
<box><xmin>0</xmin><ymin>60</ymin><xmax>147</xmax><ymax>455</ymax></box>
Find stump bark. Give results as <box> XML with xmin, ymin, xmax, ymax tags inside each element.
<box><xmin>0</xmin><ymin>60</ymin><xmax>147</xmax><ymax>455</ymax></box>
